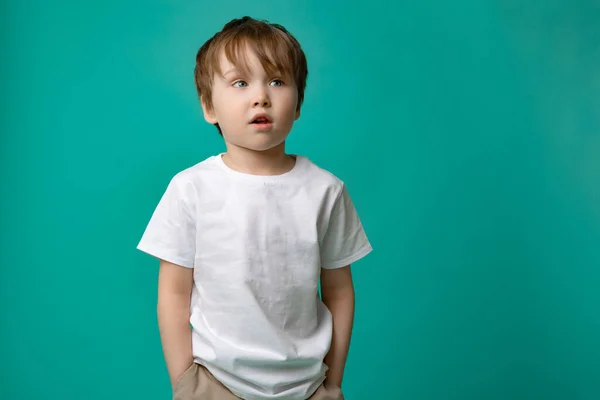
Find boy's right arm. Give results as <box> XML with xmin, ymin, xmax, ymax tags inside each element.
<box><xmin>157</xmin><ymin>259</ymin><xmax>194</xmax><ymax>389</ymax></box>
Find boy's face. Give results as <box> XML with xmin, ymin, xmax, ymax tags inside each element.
<box><xmin>201</xmin><ymin>47</ymin><xmax>300</xmax><ymax>152</ymax></box>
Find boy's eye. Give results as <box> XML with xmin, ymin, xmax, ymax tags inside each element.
<box><xmin>270</xmin><ymin>79</ymin><xmax>284</xmax><ymax>87</ymax></box>
<box><xmin>232</xmin><ymin>81</ymin><xmax>248</xmax><ymax>88</ymax></box>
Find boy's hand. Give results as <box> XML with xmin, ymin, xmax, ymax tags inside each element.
<box><xmin>157</xmin><ymin>259</ymin><xmax>194</xmax><ymax>389</ymax></box>
<box><xmin>321</xmin><ymin>265</ymin><xmax>355</xmax><ymax>388</ymax></box>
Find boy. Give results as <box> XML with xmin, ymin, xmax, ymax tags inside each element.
<box><xmin>137</xmin><ymin>16</ymin><xmax>372</xmax><ymax>400</ymax></box>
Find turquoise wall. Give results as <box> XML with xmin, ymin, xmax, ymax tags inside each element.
<box><xmin>2</xmin><ymin>1</ymin><xmax>599</xmax><ymax>399</ymax></box>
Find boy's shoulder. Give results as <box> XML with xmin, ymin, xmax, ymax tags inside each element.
<box><xmin>170</xmin><ymin>154</ymin><xmax>221</xmax><ymax>181</ymax></box>
<box><xmin>299</xmin><ymin>155</ymin><xmax>346</xmax><ymax>190</ymax></box>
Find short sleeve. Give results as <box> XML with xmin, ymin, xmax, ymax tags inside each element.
<box><xmin>136</xmin><ymin>177</ymin><xmax>196</xmax><ymax>268</ymax></box>
<box><xmin>320</xmin><ymin>184</ymin><xmax>373</xmax><ymax>269</ymax></box>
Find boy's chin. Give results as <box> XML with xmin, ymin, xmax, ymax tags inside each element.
<box><xmin>245</xmin><ymin>142</ymin><xmax>287</xmax><ymax>153</ymax></box>
<box><xmin>226</xmin><ymin>137</ymin><xmax>289</xmax><ymax>153</ymax></box>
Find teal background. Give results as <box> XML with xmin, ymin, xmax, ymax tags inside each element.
<box><xmin>2</xmin><ymin>1</ymin><xmax>599</xmax><ymax>399</ymax></box>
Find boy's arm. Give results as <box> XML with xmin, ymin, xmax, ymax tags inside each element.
<box><xmin>321</xmin><ymin>265</ymin><xmax>355</xmax><ymax>388</ymax></box>
<box><xmin>157</xmin><ymin>259</ymin><xmax>194</xmax><ymax>388</ymax></box>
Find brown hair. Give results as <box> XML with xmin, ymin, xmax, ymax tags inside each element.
<box><xmin>194</xmin><ymin>16</ymin><xmax>308</xmax><ymax>135</ymax></box>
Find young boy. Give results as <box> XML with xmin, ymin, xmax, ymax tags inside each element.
<box><xmin>137</xmin><ymin>16</ymin><xmax>372</xmax><ymax>400</ymax></box>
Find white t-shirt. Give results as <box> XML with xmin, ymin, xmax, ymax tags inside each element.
<box><xmin>137</xmin><ymin>153</ymin><xmax>372</xmax><ymax>400</ymax></box>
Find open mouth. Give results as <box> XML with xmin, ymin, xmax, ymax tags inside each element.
<box><xmin>251</xmin><ymin>115</ymin><xmax>272</xmax><ymax>124</ymax></box>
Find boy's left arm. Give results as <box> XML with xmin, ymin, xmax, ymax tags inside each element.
<box><xmin>321</xmin><ymin>265</ymin><xmax>355</xmax><ymax>388</ymax></box>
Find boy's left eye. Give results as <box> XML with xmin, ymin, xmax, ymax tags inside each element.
<box><xmin>270</xmin><ymin>79</ymin><xmax>284</xmax><ymax>87</ymax></box>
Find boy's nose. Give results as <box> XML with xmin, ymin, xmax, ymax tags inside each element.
<box><xmin>253</xmin><ymin>88</ymin><xmax>271</xmax><ymax>107</ymax></box>
<box><xmin>253</xmin><ymin>98</ymin><xmax>271</xmax><ymax>107</ymax></box>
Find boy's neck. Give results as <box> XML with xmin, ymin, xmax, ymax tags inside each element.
<box><xmin>222</xmin><ymin>142</ymin><xmax>296</xmax><ymax>176</ymax></box>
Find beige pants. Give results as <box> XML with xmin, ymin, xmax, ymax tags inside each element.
<box><xmin>173</xmin><ymin>363</ymin><xmax>344</xmax><ymax>400</ymax></box>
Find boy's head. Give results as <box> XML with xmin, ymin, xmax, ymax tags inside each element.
<box><xmin>194</xmin><ymin>16</ymin><xmax>308</xmax><ymax>151</ymax></box>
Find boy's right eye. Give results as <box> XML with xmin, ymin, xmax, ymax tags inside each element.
<box><xmin>232</xmin><ymin>81</ymin><xmax>248</xmax><ymax>88</ymax></box>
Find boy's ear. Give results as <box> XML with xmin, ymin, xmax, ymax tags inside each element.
<box><xmin>201</xmin><ymin>96</ymin><xmax>218</xmax><ymax>124</ymax></box>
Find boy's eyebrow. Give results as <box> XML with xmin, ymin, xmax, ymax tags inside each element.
<box><xmin>222</xmin><ymin>68</ymin><xmax>239</xmax><ymax>76</ymax></box>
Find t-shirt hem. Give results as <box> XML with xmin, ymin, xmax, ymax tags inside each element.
<box><xmin>322</xmin><ymin>242</ymin><xmax>373</xmax><ymax>270</ymax></box>
<box><xmin>136</xmin><ymin>242</ymin><xmax>194</xmax><ymax>269</ymax></box>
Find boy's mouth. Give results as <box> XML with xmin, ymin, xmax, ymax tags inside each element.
<box><xmin>250</xmin><ymin>114</ymin><xmax>273</xmax><ymax>124</ymax></box>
